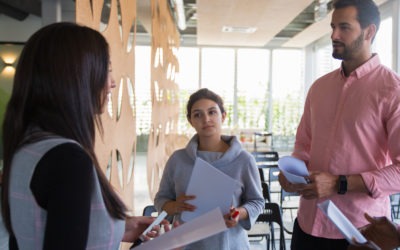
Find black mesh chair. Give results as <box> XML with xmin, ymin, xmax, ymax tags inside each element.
<box><xmin>142</xmin><ymin>205</ymin><xmax>157</xmax><ymax>216</ymax></box>
<box><xmin>248</xmin><ymin>202</ymin><xmax>287</xmax><ymax>250</ymax></box>
<box><xmin>391</xmin><ymin>193</ymin><xmax>400</xmax><ymax>220</ymax></box>
<box><xmin>252</xmin><ymin>151</ymin><xmax>279</xmax><ymax>170</ymax></box>
<box><xmin>280</xmin><ymin>189</ymin><xmax>299</xmax><ymax>234</ymax></box>
<box><xmin>268</xmin><ymin>166</ymin><xmax>282</xmax><ymax>199</ymax></box>
<box><xmin>142</xmin><ymin>204</ymin><xmax>173</xmax><ymax>223</ymax></box>
<box><xmin>252</xmin><ymin>151</ymin><xmax>280</xmax><ymax>198</ymax></box>
<box><xmin>248</xmin><ymin>183</ymin><xmax>271</xmax><ymax>247</ymax></box>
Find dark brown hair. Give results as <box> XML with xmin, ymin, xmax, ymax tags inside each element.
<box><xmin>333</xmin><ymin>0</ymin><xmax>380</xmax><ymax>40</ymax></box>
<box><xmin>186</xmin><ymin>88</ymin><xmax>226</xmax><ymax>119</ymax></box>
<box><xmin>1</xmin><ymin>22</ymin><xmax>126</xmax><ymax>233</ymax></box>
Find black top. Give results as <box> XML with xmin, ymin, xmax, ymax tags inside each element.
<box><xmin>10</xmin><ymin>143</ymin><xmax>94</xmax><ymax>250</ymax></box>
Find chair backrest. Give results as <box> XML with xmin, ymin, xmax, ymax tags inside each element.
<box><xmin>252</xmin><ymin>151</ymin><xmax>279</xmax><ymax>169</ymax></box>
<box><xmin>142</xmin><ymin>205</ymin><xmax>157</xmax><ymax>217</ymax></box>
<box><xmin>253</xmin><ymin>151</ymin><xmax>280</xmax><ymax>186</ymax></box>
<box><xmin>280</xmin><ymin>189</ymin><xmax>299</xmax><ymax>206</ymax></box>
<box><xmin>261</xmin><ymin>182</ymin><xmax>271</xmax><ymax>202</ymax></box>
<box><xmin>257</xmin><ymin>202</ymin><xmax>286</xmax><ymax>250</ymax></box>
<box><xmin>268</xmin><ymin>166</ymin><xmax>280</xmax><ymax>183</ymax></box>
<box><xmin>390</xmin><ymin>193</ymin><xmax>400</xmax><ymax>220</ymax></box>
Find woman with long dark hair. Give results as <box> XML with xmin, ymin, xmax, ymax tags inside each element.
<box><xmin>1</xmin><ymin>22</ymin><xmax>164</xmax><ymax>249</ymax></box>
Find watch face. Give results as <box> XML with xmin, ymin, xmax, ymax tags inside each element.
<box><xmin>338</xmin><ymin>175</ymin><xmax>347</xmax><ymax>195</ymax></box>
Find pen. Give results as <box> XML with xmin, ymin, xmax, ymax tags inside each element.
<box><xmin>230</xmin><ymin>210</ymin><xmax>239</xmax><ymax>220</ymax></box>
<box><xmin>129</xmin><ymin>210</ymin><xmax>168</xmax><ymax>249</ymax></box>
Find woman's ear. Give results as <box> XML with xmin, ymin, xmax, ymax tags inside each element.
<box><xmin>221</xmin><ymin>112</ymin><xmax>227</xmax><ymax>122</ymax></box>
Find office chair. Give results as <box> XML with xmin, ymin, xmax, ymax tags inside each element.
<box><xmin>252</xmin><ymin>151</ymin><xmax>279</xmax><ymax>169</ymax></box>
<box><xmin>249</xmin><ymin>202</ymin><xmax>287</xmax><ymax>250</ymax></box>
<box><xmin>252</xmin><ymin>151</ymin><xmax>280</xmax><ymax>198</ymax></box>
<box><xmin>253</xmin><ymin>132</ymin><xmax>273</xmax><ymax>152</ymax></box>
<box><xmin>268</xmin><ymin>166</ymin><xmax>282</xmax><ymax>200</ymax></box>
<box><xmin>391</xmin><ymin>193</ymin><xmax>400</xmax><ymax>220</ymax></box>
<box><xmin>280</xmin><ymin>189</ymin><xmax>299</xmax><ymax>234</ymax></box>
<box><xmin>142</xmin><ymin>205</ymin><xmax>157</xmax><ymax>216</ymax></box>
<box><xmin>248</xmin><ymin>182</ymin><xmax>271</xmax><ymax>242</ymax></box>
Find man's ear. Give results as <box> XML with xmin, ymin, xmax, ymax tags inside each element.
<box><xmin>365</xmin><ymin>24</ymin><xmax>377</xmax><ymax>41</ymax></box>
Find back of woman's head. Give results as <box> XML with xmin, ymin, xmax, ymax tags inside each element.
<box><xmin>2</xmin><ymin>22</ymin><xmax>126</xmax><ymax>232</ymax></box>
<box><xmin>4</xmin><ymin>22</ymin><xmax>109</xmax><ymax>152</ymax></box>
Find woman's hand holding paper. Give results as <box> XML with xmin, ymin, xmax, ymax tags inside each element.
<box><xmin>162</xmin><ymin>194</ymin><xmax>196</xmax><ymax>215</ymax></box>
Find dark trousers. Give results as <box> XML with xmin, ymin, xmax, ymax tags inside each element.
<box><xmin>291</xmin><ymin>218</ymin><xmax>349</xmax><ymax>250</ymax></box>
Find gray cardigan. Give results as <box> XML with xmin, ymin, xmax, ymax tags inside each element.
<box><xmin>154</xmin><ymin>135</ymin><xmax>264</xmax><ymax>250</ymax></box>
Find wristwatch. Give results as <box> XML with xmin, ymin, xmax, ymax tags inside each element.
<box><xmin>338</xmin><ymin>175</ymin><xmax>347</xmax><ymax>195</ymax></box>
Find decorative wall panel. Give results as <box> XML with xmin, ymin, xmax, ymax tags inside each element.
<box><xmin>76</xmin><ymin>0</ymin><xmax>137</xmax><ymax>214</ymax></box>
<box><xmin>147</xmin><ymin>0</ymin><xmax>184</xmax><ymax>200</ymax></box>
<box><xmin>76</xmin><ymin>2</ymin><xmax>187</xmax><ymax>236</ymax></box>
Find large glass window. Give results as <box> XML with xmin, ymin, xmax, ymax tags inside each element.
<box><xmin>237</xmin><ymin>49</ymin><xmax>270</xmax><ymax>130</ymax></box>
<box><xmin>200</xmin><ymin>48</ymin><xmax>235</xmax><ymax>128</ymax></box>
<box><xmin>374</xmin><ymin>17</ymin><xmax>393</xmax><ymax>69</ymax></box>
<box><xmin>176</xmin><ymin>47</ymin><xmax>200</xmax><ymax>134</ymax></box>
<box><xmin>271</xmin><ymin>49</ymin><xmax>305</xmax><ymax>150</ymax></box>
<box><xmin>139</xmin><ymin>45</ymin><xmax>307</xmax><ymax>152</ymax></box>
<box><xmin>135</xmin><ymin>46</ymin><xmax>152</xmax><ymax>135</ymax></box>
<box><xmin>316</xmin><ymin>43</ymin><xmax>341</xmax><ymax>78</ymax></box>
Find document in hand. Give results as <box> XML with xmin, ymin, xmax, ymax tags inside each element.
<box><xmin>277</xmin><ymin>156</ymin><xmax>309</xmax><ymax>184</ymax></box>
<box><xmin>181</xmin><ymin>157</ymin><xmax>241</xmax><ymax>222</ymax></box>
<box><xmin>134</xmin><ymin>208</ymin><xmax>227</xmax><ymax>250</ymax></box>
<box><xmin>318</xmin><ymin>200</ymin><xmax>367</xmax><ymax>243</ymax></box>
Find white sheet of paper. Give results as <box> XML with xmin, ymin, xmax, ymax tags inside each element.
<box><xmin>318</xmin><ymin>200</ymin><xmax>367</xmax><ymax>243</ymax></box>
<box><xmin>134</xmin><ymin>208</ymin><xmax>227</xmax><ymax>250</ymax></box>
<box><xmin>278</xmin><ymin>156</ymin><xmax>309</xmax><ymax>184</ymax></box>
<box><xmin>181</xmin><ymin>157</ymin><xmax>241</xmax><ymax>222</ymax></box>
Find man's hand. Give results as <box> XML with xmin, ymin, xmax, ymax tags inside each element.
<box><xmin>356</xmin><ymin>213</ymin><xmax>400</xmax><ymax>250</ymax></box>
<box><xmin>348</xmin><ymin>239</ymin><xmax>381</xmax><ymax>250</ymax></box>
<box><xmin>280</xmin><ymin>171</ymin><xmax>341</xmax><ymax>199</ymax></box>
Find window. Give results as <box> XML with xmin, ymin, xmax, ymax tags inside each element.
<box><xmin>139</xmin><ymin>45</ymin><xmax>306</xmax><ymax>152</ymax></box>
<box><xmin>135</xmin><ymin>46</ymin><xmax>152</xmax><ymax>135</ymax></box>
<box><xmin>201</xmin><ymin>48</ymin><xmax>235</xmax><ymax>128</ymax></box>
<box><xmin>176</xmin><ymin>47</ymin><xmax>199</xmax><ymax>134</ymax></box>
<box><xmin>373</xmin><ymin>17</ymin><xmax>393</xmax><ymax>69</ymax></box>
<box><xmin>271</xmin><ymin>49</ymin><xmax>305</xmax><ymax>150</ymax></box>
<box><xmin>237</xmin><ymin>49</ymin><xmax>270</xmax><ymax>130</ymax></box>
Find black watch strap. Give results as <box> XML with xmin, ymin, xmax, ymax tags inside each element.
<box><xmin>338</xmin><ymin>175</ymin><xmax>347</xmax><ymax>195</ymax></box>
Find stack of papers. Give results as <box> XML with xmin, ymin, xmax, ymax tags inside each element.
<box><xmin>181</xmin><ymin>157</ymin><xmax>241</xmax><ymax>222</ymax></box>
<box><xmin>277</xmin><ymin>156</ymin><xmax>309</xmax><ymax>184</ymax></box>
<box><xmin>318</xmin><ymin>200</ymin><xmax>367</xmax><ymax>243</ymax></box>
<box><xmin>135</xmin><ymin>208</ymin><xmax>227</xmax><ymax>250</ymax></box>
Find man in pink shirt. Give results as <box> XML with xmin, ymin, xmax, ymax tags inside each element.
<box><xmin>279</xmin><ymin>0</ymin><xmax>400</xmax><ymax>249</ymax></box>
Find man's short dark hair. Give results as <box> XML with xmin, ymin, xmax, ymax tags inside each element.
<box><xmin>333</xmin><ymin>0</ymin><xmax>380</xmax><ymax>34</ymax></box>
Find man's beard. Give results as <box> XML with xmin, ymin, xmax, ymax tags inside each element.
<box><xmin>332</xmin><ymin>31</ymin><xmax>364</xmax><ymax>60</ymax></box>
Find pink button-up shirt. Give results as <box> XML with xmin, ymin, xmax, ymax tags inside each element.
<box><xmin>293</xmin><ymin>54</ymin><xmax>400</xmax><ymax>239</ymax></box>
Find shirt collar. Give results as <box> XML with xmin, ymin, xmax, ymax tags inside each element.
<box><xmin>340</xmin><ymin>53</ymin><xmax>381</xmax><ymax>79</ymax></box>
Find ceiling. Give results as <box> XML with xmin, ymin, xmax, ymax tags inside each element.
<box><xmin>139</xmin><ymin>0</ymin><xmax>335</xmax><ymax>48</ymax></box>
<box><xmin>0</xmin><ymin>0</ymin><xmax>388</xmax><ymax>48</ymax></box>
<box><xmin>138</xmin><ymin>0</ymin><xmax>388</xmax><ymax>48</ymax></box>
